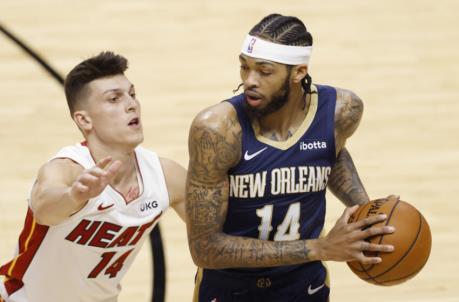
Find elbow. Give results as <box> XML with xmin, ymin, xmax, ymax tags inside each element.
<box><xmin>30</xmin><ymin>199</ymin><xmax>59</xmax><ymax>226</ymax></box>
<box><xmin>188</xmin><ymin>240</ymin><xmax>212</xmax><ymax>268</ymax></box>
<box><xmin>189</xmin><ymin>250</ymin><xmax>209</xmax><ymax>268</ymax></box>
<box><xmin>32</xmin><ymin>206</ymin><xmax>54</xmax><ymax>226</ymax></box>
<box><xmin>188</xmin><ymin>234</ymin><xmax>227</xmax><ymax>269</ymax></box>
<box><xmin>190</xmin><ymin>254</ymin><xmax>223</xmax><ymax>269</ymax></box>
<box><xmin>30</xmin><ymin>188</ymin><xmax>52</xmax><ymax>225</ymax></box>
<box><xmin>32</xmin><ymin>204</ymin><xmax>52</xmax><ymax>226</ymax></box>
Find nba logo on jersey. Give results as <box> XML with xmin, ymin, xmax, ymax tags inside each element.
<box><xmin>247</xmin><ymin>37</ymin><xmax>256</xmax><ymax>53</ymax></box>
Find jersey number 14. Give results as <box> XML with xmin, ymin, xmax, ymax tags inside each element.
<box><xmin>88</xmin><ymin>249</ymin><xmax>134</xmax><ymax>279</ymax></box>
<box><xmin>256</xmin><ymin>202</ymin><xmax>300</xmax><ymax>241</ymax></box>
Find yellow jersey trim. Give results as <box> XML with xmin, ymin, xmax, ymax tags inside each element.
<box><xmin>253</xmin><ymin>84</ymin><xmax>318</xmax><ymax>150</ymax></box>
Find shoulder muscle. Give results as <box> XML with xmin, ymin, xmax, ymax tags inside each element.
<box><xmin>188</xmin><ymin>102</ymin><xmax>242</xmax><ymax>181</ymax></box>
<box><xmin>335</xmin><ymin>88</ymin><xmax>364</xmax><ymax>139</ymax></box>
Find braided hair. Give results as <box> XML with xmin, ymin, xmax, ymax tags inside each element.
<box><xmin>248</xmin><ymin>14</ymin><xmax>314</xmax><ymax>95</ymax></box>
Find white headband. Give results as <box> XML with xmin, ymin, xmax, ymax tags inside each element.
<box><xmin>241</xmin><ymin>34</ymin><xmax>312</xmax><ymax>65</ymax></box>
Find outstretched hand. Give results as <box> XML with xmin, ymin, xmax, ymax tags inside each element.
<box><xmin>69</xmin><ymin>157</ymin><xmax>122</xmax><ymax>205</ymax></box>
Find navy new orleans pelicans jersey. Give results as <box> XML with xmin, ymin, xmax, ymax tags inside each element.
<box><xmin>222</xmin><ymin>84</ymin><xmax>337</xmax><ymax>277</ymax></box>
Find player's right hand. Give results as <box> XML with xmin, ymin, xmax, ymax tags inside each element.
<box><xmin>69</xmin><ymin>157</ymin><xmax>122</xmax><ymax>206</ymax></box>
<box><xmin>318</xmin><ymin>205</ymin><xmax>395</xmax><ymax>264</ymax></box>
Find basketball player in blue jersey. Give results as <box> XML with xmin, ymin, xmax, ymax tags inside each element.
<box><xmin>186</xmin><ymin>14</ymin><xmax>397</xmax><ymax>301</ymax></box>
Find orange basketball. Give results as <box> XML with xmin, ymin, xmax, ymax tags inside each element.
<box><xmin>347</xmin><ymin>197</ymin><xmax>432</xmax><ymax>286</ymax></box>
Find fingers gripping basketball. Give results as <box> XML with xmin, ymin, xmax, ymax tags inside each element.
<box><xmin>347</xmin><ymin>197</ymin><xmax>432</xmax><ymax>286</ymax></box>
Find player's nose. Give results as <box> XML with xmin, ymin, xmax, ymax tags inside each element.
<box><xmin>244</xmin><ymin>70</ymin><xmax>260</xmax><ymax>88</ymax></box>
<box><xmin>126</xmin><ymin>94</ymin><xmax>139</xmax><ymax>112</ymax></box>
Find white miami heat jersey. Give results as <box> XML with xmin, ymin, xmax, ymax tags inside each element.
<box><xmin>0</xmin><ymin>143</ymin><xmax>169</xmax><ymax>302</ymax></box>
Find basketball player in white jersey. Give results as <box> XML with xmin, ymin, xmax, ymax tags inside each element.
<box><xmin>0</xmin><ymin>52</ymin><xmax>186</xmax><ymax>302</ymax></box>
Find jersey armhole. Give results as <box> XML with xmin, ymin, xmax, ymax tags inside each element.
<box><xmin>144</xmin><ymin>150</ymin><xmax>170</xmax><ymax>212</ymax></box>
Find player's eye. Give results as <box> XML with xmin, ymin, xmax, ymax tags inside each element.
<box><xmin>240</xmin><ymin>65</ymin><xmax>249</xmax><ymax>71</ymax></box>
<box><xmin>108</xmin><ymin>96</ymin><xmax>119</xmax><ymax>102</ymax></box>
<box><xmin>260</xmin><ymin>70</ymin><xmax>272</xmax><ymax>76</ymax></box>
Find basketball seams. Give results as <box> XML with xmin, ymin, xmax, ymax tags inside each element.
<box><xmin>364</xmin><ymin>199</ymin><xmax>400</xmax><ymax>272</ymax></box>
<box><xmin>365</xmin><ymin>210</ymin><xmax>423</xmax><ymax>282</ymax></box>
<box><xmin>373</xmin><ymin>198</ymin><xmax>400</xmax><ymax>251</ymax></box>
<box><xmin>372</xmin><ymin>220</ymin><xmax>429</xmax><ymax>285</ymax></box>
<box><xmin>355</xmin><ymin>204</ymin><xmax>369</xmax><ymax>273</ymax></box>
<box><xmin>358</xmin><ymin>199</ymin><xmax>400</xmax><ymax>282</ymax></box>
<box><xmin>352</xmin><ymin>199</ymin><xmax>399</xmax><ymax>275</ymax></box>
<box><xmin>348</xmin><ymin>203</ymin><xmax>372</xmax><ymax>272</ymax></box>
<box><xmin>349</xmin><ymin>203</ymin><xmax>366</xmax><ymax>224</ymax></box>
<box><xmin>347</xmin><ymin>200</ymin><xmax>431</xmax><ymax>286</ymax></box>
<box><xmin>347</xmin><ymin>204</ymin><xmax>366</xmax><ymax>271</ymax></box>
<box><xmin>377</xmin><ymin>269</ymin><xmax>422</xmax><ymax>285</ymax></box>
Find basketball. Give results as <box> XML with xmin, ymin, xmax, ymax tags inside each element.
<box><xmin>347</xmin><ymin>197</ymin><xmax>432</xmax><ymax>286</ymax></box>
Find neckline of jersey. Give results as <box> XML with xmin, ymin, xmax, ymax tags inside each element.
<box><xmin>81</xmin><ymin>143</ymin><xmax>146</xmax><ymax>206</ymax></box>
<box><xmin>251</xmin><ymin>84</ymin><xmax>319</xmax><ymax>150</ymax></box>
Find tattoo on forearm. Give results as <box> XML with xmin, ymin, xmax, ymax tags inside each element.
<box><xmin>189</xmin><ymin>224</ymin><xmax>310</xmax><ymax>268</ymax></box>
<box><xmin>328</xmin><ymin>148</ymin><xmax>369</xmax><ymax>206</ymax></box>
<box><xmin>186</xmin><ymin>113</ymin><xmax>311</xmax><ymax>268</ymax></box>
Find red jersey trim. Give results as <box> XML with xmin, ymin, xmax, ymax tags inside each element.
<box><xmin>0</xmin><ymin>208</ymin><xmax>49</xmax><ymax>295</ymax></box>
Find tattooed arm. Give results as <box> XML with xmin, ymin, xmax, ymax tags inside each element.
<box><xmin>186</xmin><ymin>103</ymin><xmax>316</xmax><ymax>269</ymax></box>
<box><xmin>186</xmin><ymin>103</ymin><xmax>391</xmax><ymax>269</ymax></box>
<box><xmin>328</xmin><ymin>88</ymin><xmax>370</xmax><ymax>206</ymax></box>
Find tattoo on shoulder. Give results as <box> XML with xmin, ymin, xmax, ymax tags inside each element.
<box><xmin>188</xmin><ymin>114</ymin><xmax>242</xmax><ymax>185</ymax></box>
<box><xmin>335</xmin><ymin>88</ymin><xmax>364</xmax><ymax>138</ymax></box>
<box><xmin>186</xmin><ymin>112</ymin><xmax>314</xmax><ymax>268</ymax></box>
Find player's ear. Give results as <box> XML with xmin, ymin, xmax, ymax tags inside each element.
<box><xmin>73</xmin><ymin>110</ymin><xmax>92</xmax><ymax>131</ymax></box>
<box><xmin>291</xmin><ymin>64</ymin><xmax>308</xmax><ymax>84</ymax></box>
